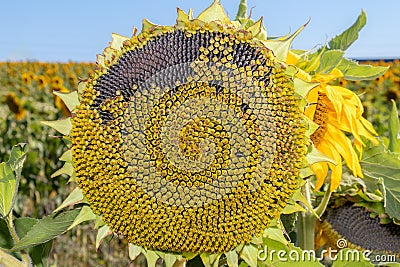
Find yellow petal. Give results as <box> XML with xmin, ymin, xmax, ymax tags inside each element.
<box><xmin>360</xmin><ymin>116</ymin><xmax>379</xmax><ymax>138</ymax></box>
<box><xmin>287</xmin><ymin>51</ymin><xmax>300</xmax><ymax>65</ymax></box>
<box><xmin>304</xmin><ymin>87</ymin><xmax>320</xmax><ymax>119</ymax></box>
<box><xmin>325</xmin><ymin>124</ymin><xmax>362</xmax><ymax>177</ymax></box>
<box><xmin>311</xmin><ymin>162</ymin><xmax>328</xmax><ymax>191</ymax></box>
<box><xmin>317</xmin><ymin>141</ymin><xmax>343</xmax><ymax>191</ymax></box>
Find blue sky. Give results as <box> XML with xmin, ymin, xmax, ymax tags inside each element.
<box><xmin>1</xmin><ymin>0</ymin><xmax>399</xmax><ymax>62</ymax></box>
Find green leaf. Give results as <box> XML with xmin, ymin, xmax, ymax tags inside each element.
<box><xmin>53</xmin><ymin>90</ymin><xmax>80</xmax><ymax>112</ymax></box>
<box><xmin>0</xmin><ymin>144</ymin><xmax>28</xmax><ymax>217</ymax></box>
<box><xmin>14</xmin><ymin>218</ymin><xmax>52</xmax><ymax>267</ymax></box>
<box><xmin>67</xmin><ymin>205</ymin><xmax>96</xmax><ymax>230</ymax></box>
<box><xmin>361</xmin><ymin>141</ymin><xmax>400</xmax><ymax>220</ymax></box>
<box><xmin>225</xmin><ymin>250</ymin><xmax>239</xmax><ymax>267</ymax></box>
<box><xmin>239</xmin><ymin>244</ymin><xmax>258</xmax><ymax>267</ymax></box>
<box><xmin>281</xmin><ymin>202</ymin><xmax>306</xmax><ymax>214</ymax></box>
<box><xmin>317</xmin><ymin>50</ymin><xmax>344</xmax><ymax>73</ymax></box>
<box><xmin>95</xmin><ymin>224</ymin><xmax>112</xmax><ymax>250</ymax></box>
<box><xmin>339</xmin><ymin>58</ymin><xmax>388</xmax><ymax>81</ymax></box>
<box><xmin>54</xmin><ymin>187</ymin><xmax>84</xmax><ymax>213</ymax></box>
<box><xmin>11</xmin><ymin>209</ymin><xmax>80</xmax><ymax>251</ymax></box>
<box><xmin>388</xmin><ymin>100</ymin><xmax>400</xmax><ymax>153</ymax></box>
<box><xmin>41</xmin><ymin>118</ymin><xmax>72</xmax><ymax>135</ymax></box>
<box><xmin>328</xmin><ymin>10</ymin><xmax>366</xmax><ymax>51</ymax></box>
<box><xmin>0</xmin><ymin>217</ymin><xmax>52</xmax><ymax>267</ymax></box>
<box><xmin>331</xmin><ymin>249</ymin><xmax>373</xmax><ymax>267</ymax></box>
<box><xmin>28</xmin><ymin>240</ymin><xmax>53</xmax><ymax>267</ymax></box>
<box><xmin>291</xmin><ymin>189</ymin><xmax>319</xmax><ymax>218</ymax></box>
<box><xmin>235</xmin><ymin>0</ymin><xmax>247</xmax><ymax>21</ymax></box>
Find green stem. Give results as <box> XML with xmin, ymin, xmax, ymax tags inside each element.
<box><xmin>6</xmin><ymin>213</ymin><xmax>32</xmax><ymax>267</ymax></box>
<box><xmin>297</xmin><ymin>180</ymin><xmax>316</xmax><ymax>250</ymax></box>
<box><xmin>314</xmin><ymin>187</ymin><xmax>332</xmax><ymax>218</ymax></box>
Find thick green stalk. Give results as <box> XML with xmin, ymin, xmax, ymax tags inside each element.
<box><xmin>315</xmin><ymin>187</ymin><xmax>332</xmax><ymax>218</ymax></box>
<box><xmin>297</xmin><ymin>180</ymin><xmax>316</xmax><ymax>250</ymax></box>
<box><xmin>6</xmin><ymin>214</ymin><xmax>32</xmax><ymax>267</ymax></box>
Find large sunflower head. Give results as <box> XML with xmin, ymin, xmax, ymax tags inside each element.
<box><xmin>53</xmin><ymin>1</ymin><xmax>306</xmax><ymax>253</ymax></box>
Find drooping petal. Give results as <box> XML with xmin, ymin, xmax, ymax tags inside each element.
<box><xmin>324</xmin><ymin>124</ymin><xmax>362</xmax><ymax>177</ymax></box>
<box><xmin>318</xmin><ymin>141</ymin><xmax>343</xmax><ymax>191</ymax></box>
<box><xmin>304</xmin><ymin>87</ymin><xmax>320</xmax><ymax>118</ymax></box>
<box><xmin>311</xmin><ymin>162</ymin><xmax>328</xmax><ymax>191</ymax></box>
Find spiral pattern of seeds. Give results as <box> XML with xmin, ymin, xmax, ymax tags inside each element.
<box><xmin>70</xmin><ymin>24</ymin><xmax>306</xmax><ymax>252</ymax></box>
<box><xmin>321</xmin><ymin>205</ymin><xmax>400</xmax><ymax>257</ymax></box>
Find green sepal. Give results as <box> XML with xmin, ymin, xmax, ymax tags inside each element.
<box><xmin>41</xmin><ymin>118</ymin><xmax>72</xmax><ymax>136</ymax></box>
<box><xmin>52</xmin><ymin>90</ymin><xmax>80</xmax><ymax>112</ymax></box>
<box><xmin>239</xmin><ymin>244</ymin><xmax>258</xmax><ymax>267</ymax></box>
<box><xmin>262</xmin><ymin>219</ymin><xmax>289</xmax><ymax>246</ymax></box>
<box><xmin>110</xmin><ymin>33</ymin><xmax>129</xmax><ymax>50</ymax></box>
<box><xmin>199</xmin><ymin>252</ymin><xmax>222</xmax><ymax>267</ymax></box>
<box><xmin>246</xmin><ymin>18</ymin><xmax>267</xmax><ymax>40</ymax></box>
<box><xmin>77</xmin><ymin>81</ymin><xmax>86</xmax><ymax>95</ymax></box>
<box><xmin>156</xmin><ymin>251</ymin><xmax>182</xmax><ymax>267</ymax></box>
<box><xmin>95</xmin><ymin>224</ymin><xmax>112</xmax><ymax>250</ymax></box>
<box><xmin>331</xmin><ymin>248</ymin><xmax>373</xmax><ymax>267</ymax></box>
<box><xmin>67</xmin><ymin>205</ymin><xmax>96</xmax><ymax>230</ymax></box>
<box><xmin>53</xmin><ymin>187</ymin><xmax>84</xmax><ymax>213</ymax></box>
<box><xmin>143</xmin><ymin>249</ymin><xmax>160</xmax><ymax>267</ymax></box>
<box><xmin>128</xmin><ymin>243</ymin><xmax>144</xmax><ymax>261</ymax></box>
<box><xmin>294</xmin><ymin>77</ymin><xmax>319</xmax><ymax>98</ymax></box>
<box><xmin>197</xmin><ymin>0</ymin><xmax>230</xmax><ymax>24</ymax></box>
<box><xmin>50</xmin><ymin>162</ymin><xmax>73</xmax><ymax>178</ymax></box>
<box><xmin>59</xmin><ymin>149</ymin><xmax>72</xmax><ymax>162</ymax></box>
<box><xmin>261</xmin><ymin>20</ymin><xmax>308</xmax><ymax>62</ymax></box>
<box><xmin>225</xmin><ymin>250</ymin><xmax>239</xmax><ymax>267</ymax></box>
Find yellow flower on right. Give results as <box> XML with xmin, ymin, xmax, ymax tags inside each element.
<box><xmin>289</xmin><ymin>53</ymin><xmax>379</xmax><ymax>191</ymax></box>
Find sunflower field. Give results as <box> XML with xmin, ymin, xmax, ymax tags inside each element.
<box><xmin>0</xmin><ymin>1</ymin><xmax>400</xmax><ymax>267</ymax></box>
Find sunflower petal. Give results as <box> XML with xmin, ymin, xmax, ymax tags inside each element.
<box><xmin>325</xmin><ymin>124</ymin><xmax>362</xmax><ymax>177</ymax></box>
<box><xmin>311</xmin><ymin>162</ymin><xmax>328</xmax><ymax>191</ymax></box>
